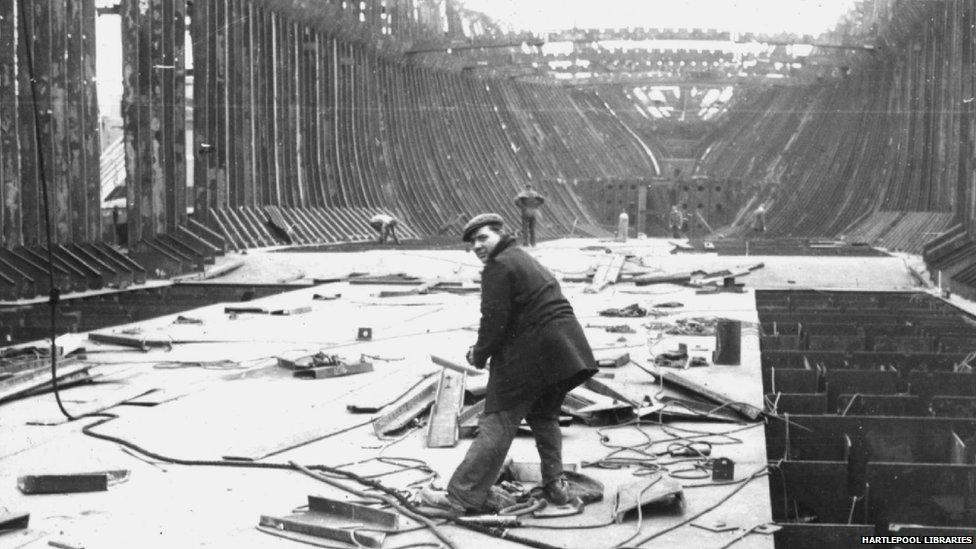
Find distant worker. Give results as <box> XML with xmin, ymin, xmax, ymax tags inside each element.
<box><xmin>668</xmin><ymin>205</ymin><xmax>686</xmax><ymax>238</ymax></box>
<box><xmin>420</xmin><ymin>213</ymin><xmax>597</xmax><ymax>515</ymax></box>
<box><xmin>514</xmin><ymin>183</ymin><xmax>545</xmax><ymax>247</ymax></box>
<box><xmin>752</xmin><ymin>203</ymin><xmax>767</xmax><ymax>233</ymax></box>
<box><xmin>369</xmin><ymin>213</ymin><xmax>400</xmax><ymax>245</ymax></box>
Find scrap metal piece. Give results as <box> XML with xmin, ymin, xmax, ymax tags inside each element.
<box><xmin>717</xmin><ymin>522</ymin><xmax>783</xmax><ymax>547</ymax></box>
<box><xmin>594</xmin><ymin>351</ymin><xmax>630</xmax><ymax>368</ymax></box>
<box><xmin>0</xmin><ymin>512</ymin><xmax>29</xmax><ymax>533</ymax></box>
<box><xmin>563</xmin><ymin>386</ymin><xmax>634</xmax><ymax>426</ymax></box>
<box><xmin>585</xmin><ymin>253</ymin><xmax>626</xmax><ymax>294</ymax></box>
<box><xmin>18</xmin><ymin>470</ymin><xmax>129</xmax><ymax>495</ymax></box>
<box><xmin>691</xmin><ymin>519</ymin><xmax>739</xmax><ymax>532</ymax></box>
<box><xmin>659</xmin><ymin>371</ymin><xmax>762</xmax><ymax>421</ymax></box>
<box><xmin>583</xmin><ymin>378</ymin><xmax>640</xmax><ymax>408</ymax></box>
<box><xmin>532</xmin><ymin>498</ymin><xmax>584</xmax><ymax>518</ymax></box>
<box><xmin>293</xmin><ymin>361</ymin><xmax>373</xmax><ymax>379</ymax></box>
<box><xmin>426</xmin><ymin>369</ymin><xmax>466</xmax><ymax>448</ymax></box>
<box><xmin>612</xmin><ymin>477</ymin><xmax>683</xmax><ymax>524</ymax></box>
<box><xmin>47</xmin><ymin>541</ymin><xmax>85</xmax><ymax>549</ymax></box>
<box><xmin>373</xmin><ymin>376</ymin><xmax>439</xmax><ymax>436</ymax></box>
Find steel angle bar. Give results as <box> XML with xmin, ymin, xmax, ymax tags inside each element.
<box><xmin>426</xmin><ymin>368</ymin><xmax>465</xmax><ymax>448</ymax></box>
<box><xmin>563</xmin><ymin>386</ymin><xmax>634</xmax><ymax>426</ymax></box>
<box><xmin>660</xmin><ymin>371</ymin><xmax>763</xmax><ymax>421</ymax></box>
<box><xmin>372</xmin><ymin>376</ymin><xmax>438</xmax><ymax>436</ymax></box>
<box><xmin>583</xmin><ymin>377</ymin><xmax>640</xmax><ymax>408</ymax></box>
<box><xmin>308</xmin><ymin>495</ymin><xmax>399</xmax><ymax>529</ymax></box>
<box><xmin>258</xmin><ymin>514</ymin><xmax>385</xmax><ymax>548</ymax></box>
<box><xmin>429</xmin><ymin>354</ymin><xmax>485</xmax><ymax>377</ymax></box>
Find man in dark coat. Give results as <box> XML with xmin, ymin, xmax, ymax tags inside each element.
<box><xmin>422</xmin><ymin>213</ymin><xmax>597</xmax><ymax>514</ymax></box>
<box><xmin>514</xmin><ymin>184</ymin><xmax>545</xmax><ymax>247</ymax></box>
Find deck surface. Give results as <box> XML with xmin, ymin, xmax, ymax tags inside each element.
<box><xmin>0</xmin><ymin>238</ymin><xmax>923</xmax><ymax>548</ymax></box>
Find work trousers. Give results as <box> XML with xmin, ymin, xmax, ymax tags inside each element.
<box><xmin>380</xmin><ymin>224</ymin><xmax>399</xmax><ymax>244</ymax></box>
<box><xmin>447</xmin><ymin>386</ymin><xmax>565</xmax><ymax>510</ymax></box>
<box><xmin>371</xmin><ymin>222</ymin><xmax>399</xmax><ymax>244</ymax></box>
<box><xmin>521</xmin><ymin>216</ymin><xmax>537</xmax><ymax>247</ymax></box>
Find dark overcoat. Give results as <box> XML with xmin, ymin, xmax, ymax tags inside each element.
<box><xmin>470</xmin><ymin>236</ymin><xmax>597</xmax><ymax>413</ymax></box>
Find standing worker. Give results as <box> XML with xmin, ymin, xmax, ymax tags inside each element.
<box><xmin>668</xmin><ymin>205</ymin><xmax>685</xmax><ymax>238</ymax></box>
<box><xmin>514</xmin><ymin>183</ymin><xmax>545</xmax><ymax>247</ymax></box>
<box><xmin>421</xmin><ymin>213</ymin><xmax>598</xmax><ymax>515</ymax></box>
<box><xmin>752</xmin><ymin>203</ymin><xmax>767</xmax><ymax>234</ymax></box>
<box><xmin>369</xmin><ymin>212</ymin><xmax>400</xmax><ymax>245</ymax></box>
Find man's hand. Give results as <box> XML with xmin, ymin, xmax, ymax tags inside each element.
<box><xmin>466</xmin><ymin>346</ymin><xmax>476</xmax><ymax>367</ymax></box>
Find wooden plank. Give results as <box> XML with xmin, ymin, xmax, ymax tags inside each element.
<box><xmin>50</xmin><ymin>0</ymin><xmax>69</xmax><ymax>241</ymax></box>
<box><xmin>0</xmin><ymin>0</ymin><xmax>19</xmax><ymax>246</ymax></box>
<box><xmin>32</xmin><ymin>2</ymin><xmax>53</xmax><ymax>244</ymax></box>
<box><xmin>426</xmin><ymin>368</ymin><xmax>464</xmax><ymax>448</ymax></box>
<box><xmin>585</xmin><ymin>253</ymin><xmax>626</xmax><ymax>293</ymax></box>
<box><xmin>172</xmin><ymin>0</ymin><xmax>187</xmax><ymax>228</ymax></box>
<box><xmin>346</xmin><ymin>370</ymin><xmax>437</xmax><ymax>413</ymax></box>
<box><xmin>160</xmin><ymin>0</ymin><xmax>175</xmax><ymax>231</ymax></box>
<box><xmin>148</xmin><ymin>0</ymin><xmax>165</xmax><ymax>235</ymax></box>
<box><xmin>82</xmin><ymin>0</ymin><xmax>100</xmax><ymax>240</ymax></box>
<box><xmin>214</xmin><ymin>0</ymin><xmax>227</xmax><ymax>211</ymax></box>
<box><xmin>66</xmin><ymin>0</ymin><xmax>84</xmax><ymax>240</ymax></box>
<box><xmin>224</xmin><ymin>0</ymin><xmax>238</xmax><ymax>209</ymax></box>
<box><xmin>241</xmin><ymin>1</ymin><xmax>255</xmax><ymax>208</ymax></box>
<box><xmin>191</xmin><ymin>0</ymin><xmax>211</xmax><ymax>220</ymax></box>
<box><xmin>0</xmin><ymin>362</ymin><xmax>90</xmax><ymax>404</ymax></box>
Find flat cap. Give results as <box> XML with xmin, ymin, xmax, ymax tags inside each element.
<box><xmin>461</xmin><ymin>213</ymin><xmax>504</xmax><ymax>242</ymax></box>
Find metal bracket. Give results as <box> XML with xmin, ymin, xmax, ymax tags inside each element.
<box><xmin>426</xmin><ymin>369</ymin><xmax>466</xmax><ymax>448</ymax></box>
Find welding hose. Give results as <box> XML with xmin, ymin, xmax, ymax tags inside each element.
<box><xmin>79</xmin><ymin>413</ymin><xmax>563</xmax><ymax>549</ymax></box>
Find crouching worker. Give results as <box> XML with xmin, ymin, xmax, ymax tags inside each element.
<box><xmin>421</xmin><ymin>213</ymin><xmax>598</xmax><ymax>515</ymax></box>
<box><xmin>368</xmin><ymin>213</ymin><xmax>400</xmax><ymax>245</ymax></box>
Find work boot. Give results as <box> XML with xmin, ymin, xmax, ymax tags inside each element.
<box><xmin>543</xmin><ymin>477</ymin><xmax>570</xmax><ymax>506</ymax></box>
<box><xmin>418</xmin><ymin>486</ymin><xmax>466</xmax><ymax>517</ymax></box>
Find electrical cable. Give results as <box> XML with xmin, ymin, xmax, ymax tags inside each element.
<box><xmin>78</xmin><ymin>413</ymin><xmax>562</xmax><ymax>549</ymax></box>
<box><xmin>17</xmin><ymin>0</ymin><xmax>72</xmax><ymax>421</ymax></box>
<box><xmin>617</xmin><ymin>466</ymin><xmax>771</xmax><ymax>548</ymax></box>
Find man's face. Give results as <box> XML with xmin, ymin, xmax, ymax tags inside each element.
<box><xmin>470</xmin><ymin>226</ymin><xmax>502</xmax><ymax>264</ymax></box>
